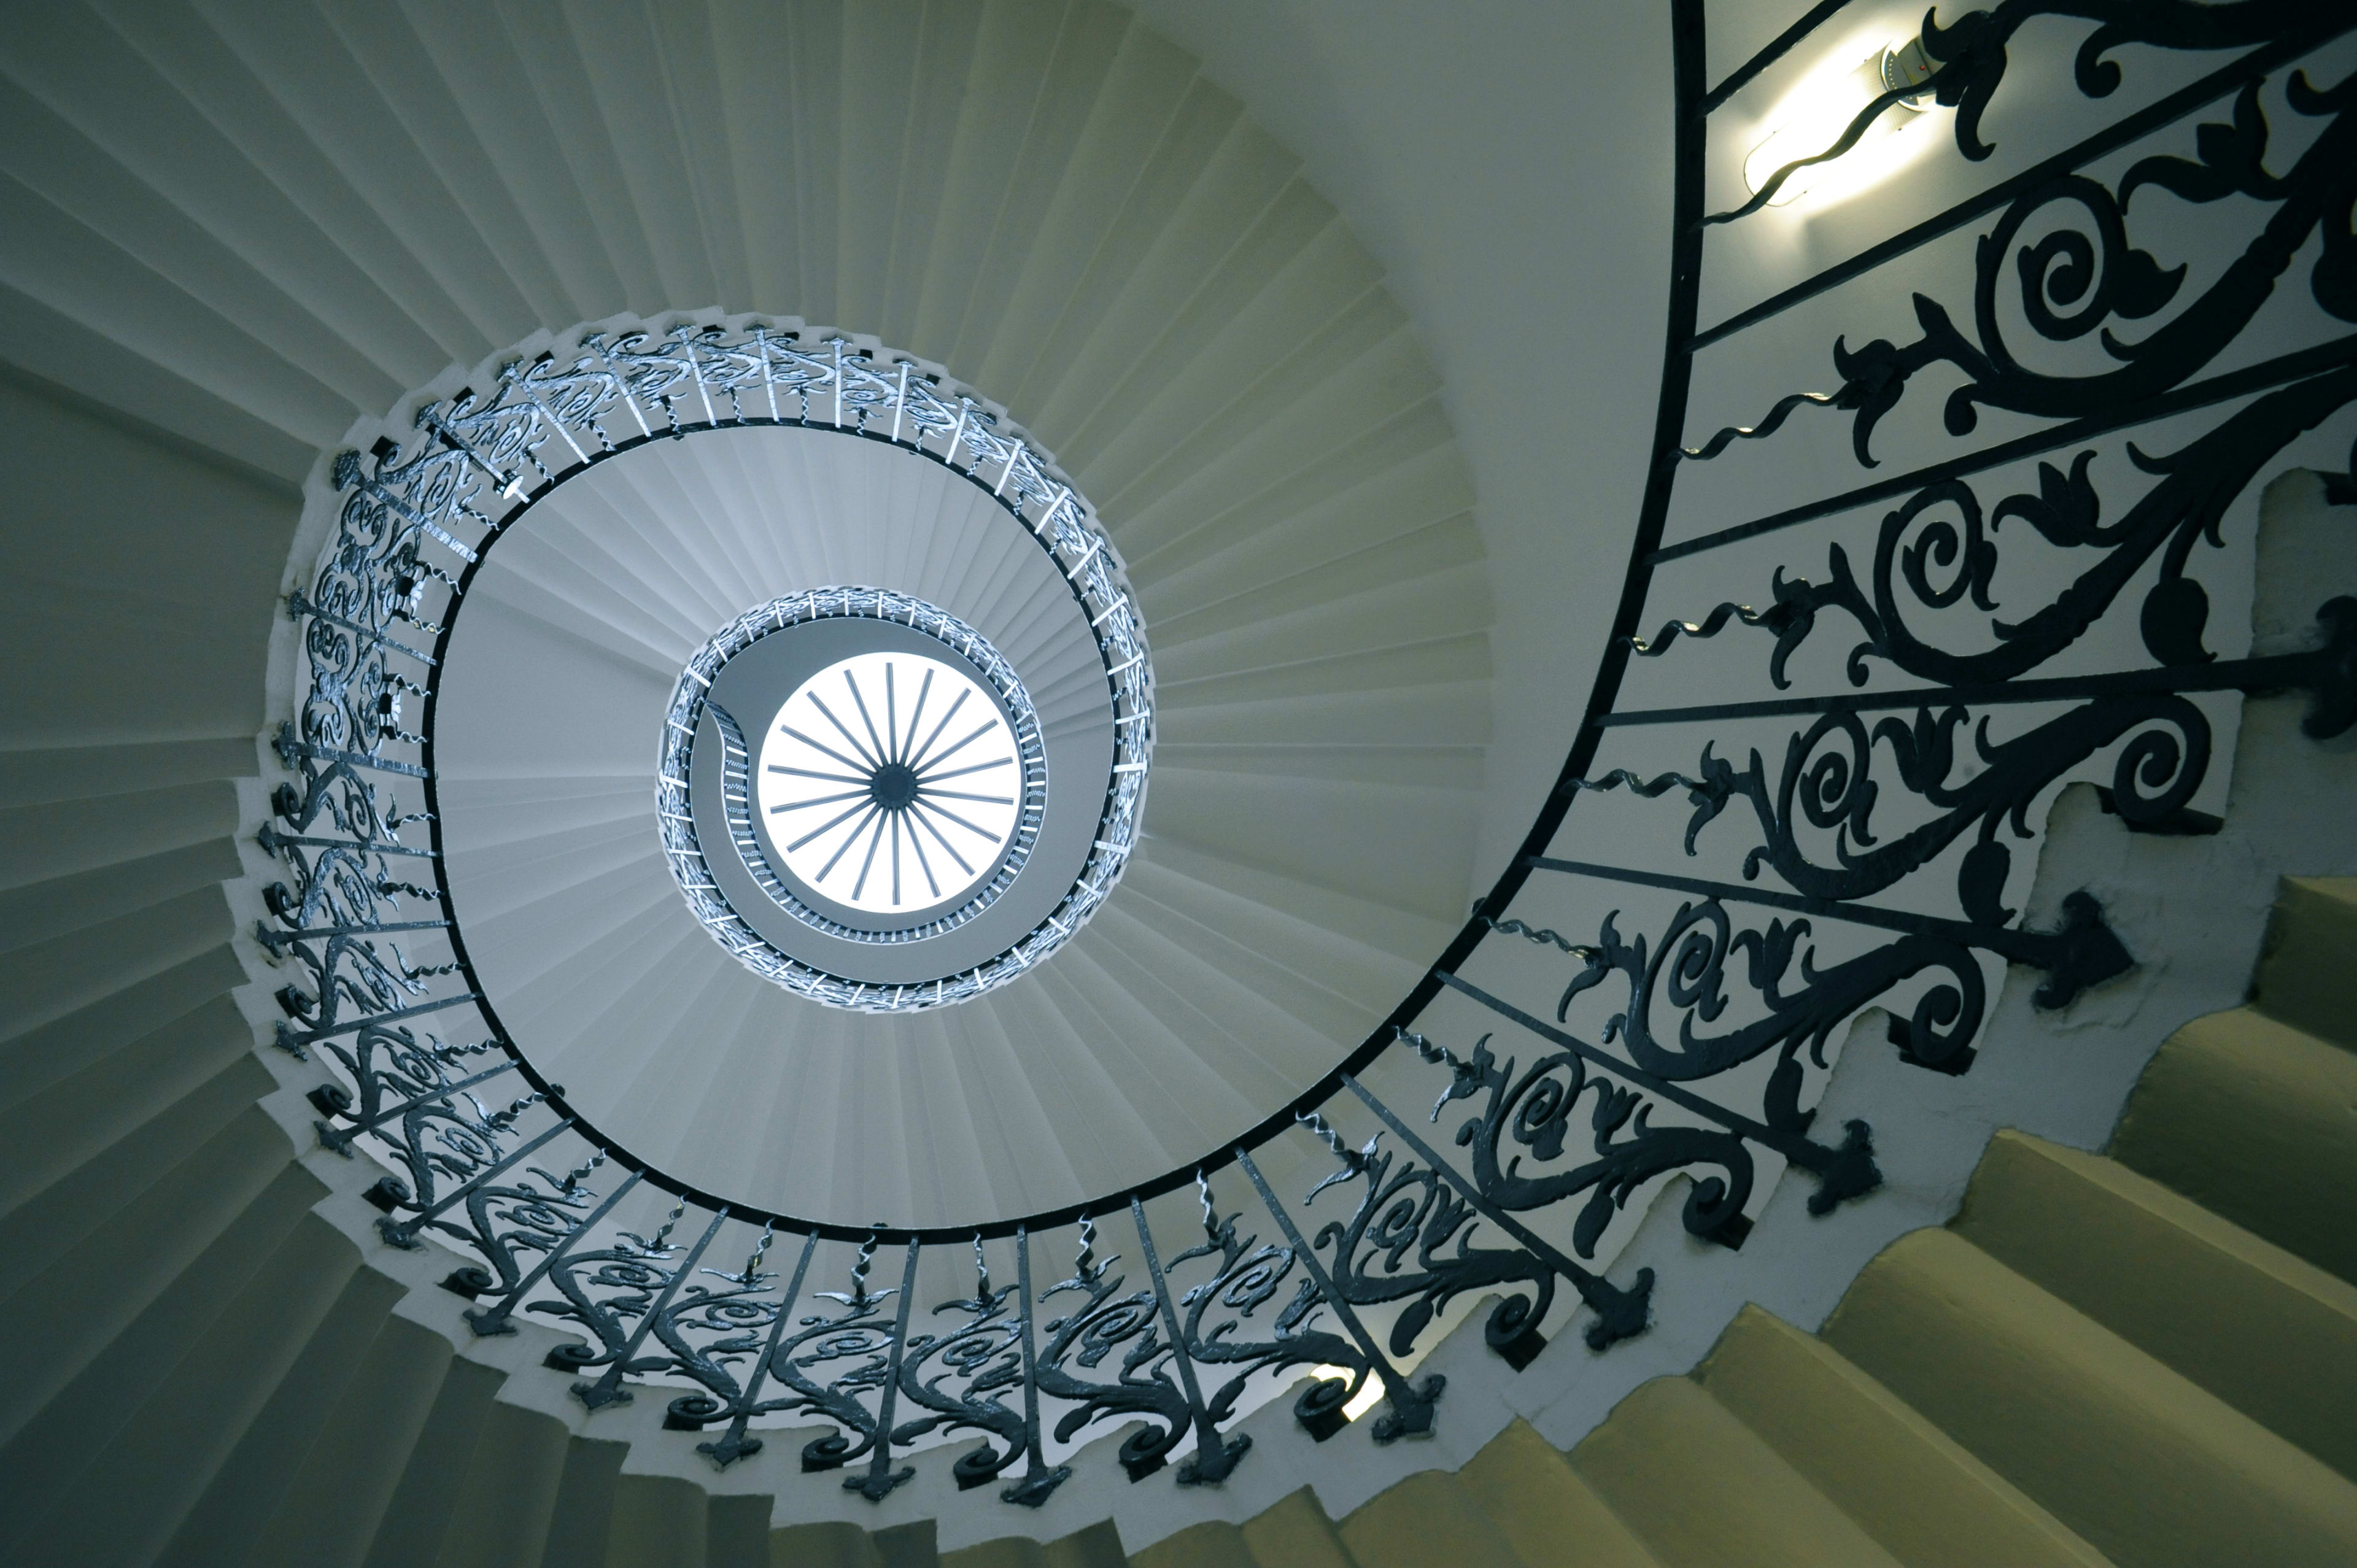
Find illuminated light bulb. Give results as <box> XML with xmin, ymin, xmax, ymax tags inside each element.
<box><xmin>1744</xmin><ymin>37</ymin><xmax>1936</xmax><ymax>207</ymax></box>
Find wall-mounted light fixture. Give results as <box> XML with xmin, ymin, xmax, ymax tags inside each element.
<box><xmin>1742</xmin><ymin>36</ymin><xmax>1938</xmax><ymax>209</ymax></box>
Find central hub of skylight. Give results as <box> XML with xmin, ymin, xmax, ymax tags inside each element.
<box><xmin>656</xmin><ymin>581</ymin><xmax>1132</xmax><ymax>1014</ymax></box>
<box><xmin>756</xmin><ymin>651</ymin><xmax>1021</xmax><ymax>913</ymax></box>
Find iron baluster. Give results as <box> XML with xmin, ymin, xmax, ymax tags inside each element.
<box><xmin>312</xmin><ymin>1058</ymin><xmax>517</xmax><ymax>1155</ymax></box>
<box><xmin>375</xmin><ymin>1116</ymin><xmax>575</xmax><ymax>1249</ymax></box>
<box><xmin>282</xmin><ymin>593</ymin><xmax>438</xmax><ymax>666</ymax></box>
<box><xmin>846</xmin><ymin>1240</ymin><xmax>919</xmax><ymax>1501</ymax></box>
<box><xmin>573</xmin><ymin>1204</ymin><xmax>729</xmax><ymax>1410</ymax></box>
<box><xmin>460</xmin><ymin>1169</ymin><xmax>643</xmax><ymax>1336</ymax></box>
<box><xmin>1342</xmin><ymin>1073</ymin><xmax>1653</xmax><ymax>1351</ymax></box>
<box><xmin>1235</xmin><ymin>1148</ymin><xmax>1443</xmax><ymax>1443</ymax></box>
<box><xmin>696</xmin><ymin>1229</ymin><xmax>817</xmax><ymax>1469</ymax></box>
<box><xmin>998</xmin><ymin>1227</ymin><xmax>1070</xmax><ymax>1507</ymax></box>
<box><xmin>1128</xmin><ymin>1197</ymin><xmax>1247</xmax><ymax>1485</ymax></box>
<box><xmin>276</xmin><ymin>991</ymin><xmax>484</xmax><ymax>1059</ymax></box>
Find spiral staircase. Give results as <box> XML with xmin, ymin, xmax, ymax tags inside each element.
<box><xmin>4</xmin><ymin>1</ymin><xmax>2356</xmax><ymax>1564</ymax></box>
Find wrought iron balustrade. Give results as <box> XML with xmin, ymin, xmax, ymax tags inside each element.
<box><xmin>261</xmin><ymin>0</ymin><xmax>2357</xmax><ymax>1510</ymax></box>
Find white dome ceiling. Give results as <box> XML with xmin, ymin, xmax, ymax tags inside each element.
<box><xmin>0</xmin><ymin>0</ymin><xmax>1504</xmax><ymax>1227</ymax></box>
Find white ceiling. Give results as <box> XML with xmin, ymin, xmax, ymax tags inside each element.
<box><xmin>1121</xmin><ymin>0</ymin><xmax>1680</xmax><ymax>885</ymax></box>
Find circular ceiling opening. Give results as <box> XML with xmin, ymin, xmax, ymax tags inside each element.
<box><xmin>664</xmin><ymin>590</ymin><xmax>1059</xmax><ymax>970</ymax></box>
<box><xmin>759</xmin><ymin>649</ymin><xmax>1026</xmax><ymax>914</ymax></box>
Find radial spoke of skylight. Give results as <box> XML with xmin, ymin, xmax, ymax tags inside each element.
<box><xmin>904</xmin><ymin>687</ymin><xmax>971</xmax><ymax>774</ymax></box>
<box><xmin>844</xmin><ymin>670</ymin><xmax>891</xmax><ymax>770</ymax></box>
<box><xmin>917</xmin><ymin>757</ymin><xmax>1013</xmax><ymax>784</ymax></box>
<box><xmin>756</xmin><ymin>650</ymin><xmax>1024</xmax><ymax>913</ymax></box>
<box><xmin>804</xmin><ymin>693</ymin><xmax>880</xmax><ymax>770</ymax></box>
<box><xmin>919</xmin><ymin>718</ymin><xmax>1001</xmax><ymax>775</ymax></box>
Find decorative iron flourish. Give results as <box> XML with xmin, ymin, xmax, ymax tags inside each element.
<box><xmin>1558</xmin><ymin>900</ymin><xmax>1987</xmax><ymax>1083</ymax></box>
<box><xmin>1711</xmin><ymin>65</ymin><xmax>2357</xmax><ymax>469</ymax></box>
<box><xmin>247</xmin><ymin>4</ymin><xmax>2352</xmax><ymax>1519</ymax></box>
<box><xmin>1706</xmin><ymin>0</ymin><xmax>2342</xmax><ymax>225</ymax></box>
<box><xmin>1169</xmin><ymin>1175</ymin><xmax>1371</xmax><ymax>1442</ymax></box>
<box><xmin>1029</xmin><ymin>1219</ymin><xmax>1194</xmax><ymax>1483</ymax></box>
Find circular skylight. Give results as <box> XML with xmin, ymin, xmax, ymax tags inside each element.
<box><xmin>756</xmin><ymin>651</ymin><xmax>1021</xmax><ymax>913</ymax></box>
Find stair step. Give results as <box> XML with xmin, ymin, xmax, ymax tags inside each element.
<box><xmin>1455</xmin><ymin>1418</ymin><xmax>1661</xmax><ymax>1568</ymax></box>
<box><xmin>0</xmin><ymin>738</ymin><xmax>257</xmax><ymax>811</ymax></box>
<box><xmin>0</xmin><ymin>1111</ymin><xmax>312</xmax><ymax>1448</ymax></box>
<box><xmin>768</xmin><ymin>1519</ymin><xmax>905</xmax><ymax>1568</ymax></box>
<box><xmin>1957</xmin><ymin>1131</ymin><xmax>2357</xmax><ymax>1481</ymax></box>
<box><xmin>942</xmin><ymin>1519</ymin><xmax>1129</xmax><ymax>1568</ymax></box>
<box><xmin>241</xmin><ymin>1313</ymin><xmax>467</xmax><ymax>1568</ymax></box>
<box><xmin>0</xmin><ymin>775</ymin><xmax>244</xmax><ymax>951</ymax></box>
<box><xmin>1821</xmin><ymin>1227</ymin><xmax>2357</xmax><ymax>1568</ymax></box>
<box><xmin>1697</xmin><ymin>1305</ymin><xmax>2109</xmax><ymax>1568</ymax></box>
<box><xmin>602</xmin><ymin>1472</ymin><xmax>711</xmax><ymax>1568</ymax></box>
<box><xmin>535</xmin><ymin>1433</ymin><xmax>628</xmax><ymax>1568</ymax></box>
<box><xmin>0</xmin><ymin>778</ymin><xmax>240</xmax><ymax>890</ymax></box>
<box><xmin>875</xmin><ymin>1520</ymin><xmax>943</xmax><ymax>1568</ymax></box>
<box><xmin>10</xmin><ymin>1211</ymin><xmax>365</xmax><ymax>1566</ymax></box>
<box><xmin>432</xmin><ymin>1396</ymin><xmax>576</xmax><ymax>1568</ymax></box>
<box><xmin>2253</xmin><ymin>876</ymin><xmax>2357</xmax><ymax>1049</ymax></box>
<box><xmin>151</xmin><ymin>1256</ymin><xmax>405</xmax><ymax>1567</ymax></box>
<box><xmin>0</xmin><ymin>1005</ymin><xmax>263</xmax><ymax>1242</ymax></box>
<box><xmin>1571</xmin><ymin>1375</ymin><xmax>1905</xmax><ymax>1567</ymax></box>
<box><xmin>357</xmin><ymin>1355</ymin><xmax>506</xmax><ymax>1568</ymax></box>
<box><xmin>2108</xmin><ymin>1007</ymin><xmax>2357</xmax><ymax>1284</ymax></box>
<box><xmin>1341</xmin><ymin>1467</ymin><xmax>1533</xmax><ymax>1568</ymax></box>
<box><xmin>0</xmin><ymin>897</ymin><xmax>243</xmax><ymax>1089</ymax></box>
<box><xmin>1130</xmin><ymin>1517</ymin><xmax>1255</xmax><ymax>1567</ymax></box>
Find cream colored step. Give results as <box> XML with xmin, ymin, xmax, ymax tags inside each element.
<box><xmin>1339</xmin><ymin>1469</ymin><xmax>1535</xmax><ymax>1568</ymax></box>
<box><xmin>2108</xmin><ymin>1007</ymin><xmax>2357</xmax><ymax>1286</ymax></box>
<box><xmin>2253</xmin><ymin>876</ymin><xmax>2357</xmax><ymax>1049</ymax></box>
<box><xmin>1956</xmin><ymin>1130</ymin><xmax>2357</xmax><ymax>1480</ymax></box>
<box><xmin>1449</xmin><ymin>1419</ymin><xmax>1662</xmax><ymax>1568</ymax></box>
<box><xmin>1136</xmin><ymin>1488</ymin><xmax>1354</xmax><ymax>1568</ymax></box>
<box><xmin>150</xmin><ymin>1258</ymin><xmax>406</xmax><ymax>1566</ymax></box>
<box><xmin>601</xmin><ymin>1470</ymin><xmax>714</xmax><ymax>1568</ymax></box>
<box><xmin>0</xmin><ymin>738</ymin><xmax>258</xmax><ymax>813</ymax></box>
<box><xmin>432</xmin><ymin>1396</ymin><xmax>578</xmax><ymax>1568</ymax></box>
<box><xmin>1696</xmin><ymin>1306</ymin><xmax>2110</xmax><ymax>1568</ymax></box>
<box><xmin>0</xmin><ymin>995</ymin><xmax>267</xmax><ymax>1247</ymax></box>
<box><xmin>768</xmin><ymin>1520</ymin><xmax>922</xmax><ymax>1568</ymax></box>
<box><xmin>0</xmin><ymin>1106</ymin><xmax>312</xmax><ymax>1449</ymax></box>
<box><xmin>534</xmin><ymin>1432</ymin><xmax>631</xmax><ymax>1568</ymax></box>
<box><xmin>355</xmin><ymin>1354</ymin><xmax>509</xmax><ymax>1568</ymax></box>
<box><xmin>942</xmin><ymin>1520</ymin><xmax>1129</xmax><ymax>1568</ymax></box>
<box><xmin>0</xmin><ymin>887</ymin><xmax>244</xmax><ymax>1073</ymax></box>
<box><xmin>1821</xmin><ymin>1227</ymin><xmax>2357</xmax><ymax>1568</ymax></box>
<box><xmin>0</xmin><ymin>779</ymin><xmax>242</xmax><ymax>945</ymax></box>
<box><xmin>7</xmin><ymin>1210</ymin><xmax>366</xmax><ymax>1566</ymax></box>
<box><xmin>1571</xmin><ymin>1374</ymin><xmax>1904</xmax><ymax>1568</ymax></box>
<box><xmin>239</xmin><ymin>1314</ymin><xmax>471</xmax><ymax>1568</ymax></box>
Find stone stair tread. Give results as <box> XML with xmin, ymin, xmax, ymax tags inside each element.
<box><xmin>1340</xmin><ymin>1468</ymin><xmax>1535</xmax><ymax>1568</ymax></box>
<box><xmin>1571</xmin><ymin>1375</ymin><xmax>1906</xmax><ymax>1568</ymax></box>
<box><xmin>1821</xmin><ymin>1227</ymin><xmax>2357</xmax><ymax>1568</ymax></box>
<box><xmin>1958</xmin><ymin>1130</ymin><xmax>2357</xmax><ymax>1481</ymax></box>
<box><xmin>2253</xmin><ymin>876</ymin><xmax>2357</xmax><ymax>1049</ymax></box>
<box><xmin>1697</xmin><ymin>1305</ymin><xmax>2113</xmax><ymax>1568</ymax></box>
<box><xmin>942</xmin><ymin>1519</ymin><xmax>1129</xmax><ymax>1568</ymax></box>
<box><xmin>2108</xmin><ymin>1006</ymin><xmax>2357</xmax><ymax>1286</ymax></box>
<box><xmin>1455</xmin><ymin>1418</ymin><xmax>1663</xmax><ymax>1568</ymax></box>
<box><xmin>239</xmin><ymin>1313</ymin><xmax>470</xmax><ymax>1568</ymax></box>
